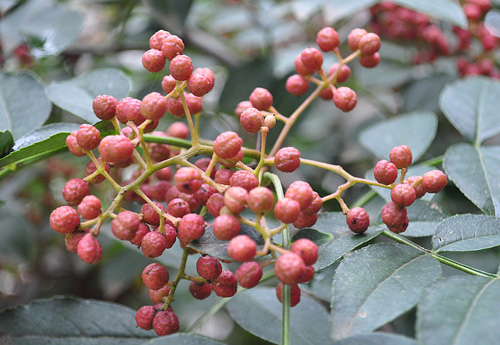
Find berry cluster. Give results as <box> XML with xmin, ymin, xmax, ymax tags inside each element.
<box><xmin>49</xmin><ymin>26</ymin><xmax>447</xmax><ymax>337</ymax></box>
<box><xmin>369</xmin><ymin>1</ymin><xmax>499</xmax><ymax>78</ymax></box>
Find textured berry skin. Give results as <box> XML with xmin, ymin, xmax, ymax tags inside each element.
<box><xmin>316</xmin><ymin>27</ymin><xmax>340</xmax><ymax>52</ymax></box>
<box><xmin>388</xmin><ymin>215</ymin><xmax>409</xmax><ymax>233</ymax></box>
<box><xmin>142</xmin><ymin>263</ymin><xmax>169</xmax><ymax>290</ymax></box>
<box><xmin>303</xmin><ymin>191</ymin><xmax>322</xmax><ymax>214</ymax></box>
<box><xmin>65</xmin><ymin>232</ymin><xmax>86</xmax><ymax>253</ymax></box>
<box><xmin>247</xmin><ymin>187</ymin><xmax>274</xmax><ymax>214</ymax></box>
<box><xmin>111</xmin><ymin>210</ymin><xmax>140</xmax><ymax>241</ymax></box>
<box><xmin>235</xmin><ymin>101</ymin><xmax>252</xmax><ymax>118</ymax></box>
<box><xmin>66</xmin><ymin>132</ymin><xmax>85</xmax><ymax>157</ymax></box>
<box><xmin>389</xmin><ymin>145</ymin><xmax>413</xmax><ymax>169</ymax></box>
<box><xmin>161</xmin><ymin>75</ymin><xmax>177</xmax><ymax>94</ymax></box>
<box><xmin>218</xmin><ymin>150</ymin><xmax>243</xmax><ymax>168</ymax></box>
<box><xmin>148</xmin><ymin>133</ymin><xmax>170</xmax><ymax>163</ymax></box>
<box><xmin>229</xmin><ymin>170</ymin><xmax>259</xmax><ymax>192</ymax></box>
<box><xmin>152</xmin><ymin>309</ymin><xmax>179</xmax><ymax>336</ymax></box>
<box><xmin>156</xmin><ymin>167</ymin><xmax>173</xmax><ymax>182</ymax></box>
<box><xmin>149</xmin><ymin>284</ymin><xmax>171</xmax><ymax>303</ymax></box>
<box><xmin>381</xmin><ymin>201</ymin><xmax>408</xmax><ymax>228</ymax></box>
<box><xmin>174</xmin><ymin>167</ymin><xmax>203</xmax><ymax>194</ymax></box>
<box><xmin>130</xmin><ymin>222</ymin><xmax>150</xmax><ymax>247</ymax></box>
<box><xmin>274</xmin><ymin>147</ymin><xmax>301</xmax><ymax>172</ymax></box>
<box><xmin>77</xmin><ymin>233</ymin><xmax>102</xmax><ymax>264</ymax></box>
<box><xmin>290</xmin><ymin>238</ymin><xmax>318</xmax><ymax>266</ymax></box>
<box><xmin>142</xmin><ymin>49</ymin><xmax>166</xmax><ymax>73</ymax></box>
<box><xmin>206</xmin><ymin>193</ymin><xmax>225</xmax><ymax>217</ymax></box>
<box><xmin>215</xmin><ymin>169</ymin><xmax>234</xmax><ymax>185</ymax></box>
<box><xmin>297</xmin><ymin>265</ymin><xmax>315</xmax><ymax>283</ymax></box>
<box><xmin>328</xmin><ymin>63</ymin><xmax>351</xmax><ymax>83</ymax></box>
<box><xmin>196</xmin><ymin>255</ymin><xmax>222</xmax><ymax>280</ymax></box>
<box><xmin>115</xmin><ymin>97</ymin><xmax>142</xmax><ymax>125</ymax></box>
<box><xmin>167</xmin><ymin>198</ymin><xmax>190</xmax><ymax>218</ymax></box>
<box><xmin>293</xmin><ymin>212</ymin><xmax>318</xmax><ymax>229</ymax></box>
<box><xmin>167</xmin><ymin>96</ymin><xmax>185</xmax><ymax>118</ymax></box>
<box><xmin>98</xmin><ymin>135</ymin><xmax>134</xmax><ymax>163</ymax></box>
<box><xmin>391</xmin><ymin>183</ymin><xmax>417</xmax><ymax>207</ymax></box>
<box><xmin>286</xmin><ymin>74</ymin><xmax>310</xmax><ymax>96</ymax></box>
<box><xmin>421</xmin><ymin>170</ymin><xmax>447</xmax><ymax>193</ymax></box>
<box><xmin>187</xmin><ymin>72</ymin><xmax>214</xmax><ymax>97</ymax></box>
<box><xmin>62</xmin><ymin>178</ymin><xmax>91</xmax><ymax>206</ymax></box>
<box><xmin>178</xmin><ymin>213</ymin><xmax>206</xmax><ymax>247</ymax></box>
<box><xmin>185</xmin><ymin>93</ymin><xmax>203</xmax><ymax>114</ymax></box>
<box><xmin>77</xmin><ymin>195</ymin><xmax>102</xmax><ymax>220</ymax></box>
<box><xmin>141</xmin><ymin>92</ymin><xmax>167</xmax><ymax>120</ymax></box>
<box><xmin>348</xmin><ymin>28</ymin><xmax>367</xmax><ymax>51</ymax></box>
<box><xmin>76</xmin><ymin>124</ymin><xmax>100</xmax><ymax>151</ymax></box>
<box><xmin>300</xmin><ymin>47</ymin><xmax>323</xmax><ymax>72</ymax></box>
<box><xmin>285</xmin><ymin>181</ymin><xmax>313</xmax><ymax>211</ymax></box>
<box><xmin>227</xmin><ymin>235</ymin><xmax>257</xmax><ymax>262</ymax></box>
<box><xmin>136</xmin><ymin>306</ymin><xmax>156</xmax><ymax>330</ymax></box>
<box><xmin>169</xmin><ymin>54</ymin><xmax>193</xmax><ymax>81</ymax></box>
<box><xmin>224</xmin><ymin>187</ymin><xmax>248</xmax><ymax>214</ymax></box>
<box><xmin>236</xmin><ymin>261</ymin><xmax>263</xmax><ymax>288</ymax></box>
<box><xmin>359</xmin><ymin>53</ymin><xmax>380</xmax><ymax>68</ymax></box>
<box><xmin>85</xmin><ymin>159</ymin><xmax>111</xmax><ymax>185</ymax></box>
<box><xmin>141</xmin><ymin>231</ymin><xmax>169</xmax><ymax>258</ymax></box>
<box><xmin>346</xmin><ymin>207</ymin><xmax>370</xmax><ymax>234</ymax></box>
<box><xmin>404</xmin><ymin>176</ymin><xmax>426</xmax><ymax>199</ymax></box>
<box><xmin>274</xmin><ymin>252</ymin><xmax>306</xmax><ymax>285</ymax></box>
<box><xmin>240</xmin><ymin>107</ymin><xmax>264</xmax><ymax>133</ymax></box>
<box><xmin>166</xmin><ymin>122</ymin><xmax>189</xmax><ymax>139</ymax></box>
<box><xmin>276</xmin><ymin>283</ymin><xmax>301</xmax><ymax>307</ymax></box>
<box><xmin>50</xmin><ymin>206</ymin><xmax>80</xmax><ymax>234</ymax></box>
<box><xmin>189</xmin><ymin>281</ymin><xmax>212</xmax><ymax>299</ymax></box>
<box><xmin>92</xmin><ymin>95</ymin><xmax>118</xmax><ymax>121</ymax></box>
<box><xmin>274</xmin><ymin>198</ymin><xmax>301</xmax><ymax>224</ymax></box>
<box><xmin>212</xmin><ymin>270</ymin><xmax>238</xmax><ymax>297</ymax></box>
<box><xmin>319</xmin><ymin>87</ymin><xmax>334</xmax><ymax>100</ymax></box>
<box><xmin>161</xmin><ymin>35</ymin><xmax>184</xmax><ymax>60</ymax></box>
<box><xmin>141</xmin><ymin>202</ymin><xmax>165</xmax><ymax>226</ymax></box>
<box><xmin>193</xmin><ymin>183</ymin><xmax>217</xmax><ymax>206</ymax></box>
<box><xmin>333</xmin><ymin>87</ymin><xmax>357</xmax><ymax>112</ymax></box>
<box><xmin>195</xmin><ymin>158</ymin><xmax>217</xmax><ymax>179</ymax></box>
<box><xmin>359</xmin><ymin>33</ymin><xmax>381</xmax><ymax>55</ymax></box>
<box><xmin>374</xmin><ymin>160</ymin><xmax>398</xmax><ymax>185</ymax></box>
<box><xmin>149</xmin><ymin>30</ymin><xmax>170</xmax><ymax>50</ymax></box>
<box><xmin>294</xmin><ymin>54</ymin><xmax>315</xmax><ymax>75</ymax></box>
<box><xmin>214</xmin><ymin>131</ymin><xmax>243</xmax><ymax>159</ymax></box>
<box><xmin>249</xmin><ymin>87</ymin><xmax>273</xmax><ymax>111</ymax></box>
<box><xmin>212</xmin><ymin>214</ymin><xmax>241</xmax><ymax>241</ymax></box>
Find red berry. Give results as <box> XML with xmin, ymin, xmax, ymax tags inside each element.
<box><xmin>50</xmin><ymin>206</ymin><xmax>80</xmax><ymax>234</ymax></box>
<box><xmin>285</xmin><ymin>181</ymin><xmax>313</xmax><ymax>211</ymax></box>
<box><xmin>76</xmin><ymin>124</ymin><xmax>101</xmax><ymax>151</ymax></box>
<box><xmin>224</xmin><ymin>186</ymin><xmax>248</xmax><ymax>214</ymax></box>
<box><xmin>229</xmin><ymin>170</ymin><xmax>259</xmax><ymax>192</ymax></box>
<box><xmin>274</xmin><ymin>198</ymin><xmax>301</xmax><ymax>224</ymax></box>
<box><xmin>189</xmin><ymin>281</ymin><xmax>212</xmax><ymax>299</ymax></box>
<box><xmin>218</xmin><ymin>149</ymin><xmax>243</xmax><ymax>168</ymax></box>
<box><xmin>333</xmin><ymin>87</ymin><xmax>357</xmax><ymax>112</ymax></box>
<box><xmin>249</xmin><ymin>87</ymin><xmax>273</xmax><ymax>111</ymax></box>
<box><xmin>404</xmin><ymin>176</ymin><xmax>426</xmax><ymax>199</ymax></box>
<box><xmin>215</xmin><ymin>169</ymin><xmax>234</xmax><ymax>185</ymax></box>
<box><xmin>294</xmin><ymin>54</ymin><xmax>315</xmax><ymax>75</ymax></box>
<box><xmin>227</xmin><ymin>235</ymin><xmax>257</xmax><ymax>262</ymax></box>
<box><xmin>166</xmin><ymin>122</ymin><xmax>189</xmax><ymax>139</ymax></box>
<box><xmin>302</xmin><ymin>191</ymin><xmax>322</xmax><ymax>214</ymax></box>
<box><xmin>185</xmin><ymin>93</ymin><xmax>203</xmax><ymax>114</ymax></box>
<box><xmin>156</xmin><ymin>166</ymin><xmax>173</xmax><ymax>181</ymax></box>
<box><xmin>346</xmin><ymin>207</ymin><xmax>370</xmax><ymax>234</ymax></box>
<box><xmin>92</xmin><ymin>95</ymin><xmax>118</xmax><ymax>121</ymax></box>
<box><xmin>348</xmin><ymin>28</ymin><xmax>367</xmax><ymax>51</ymax></box>
<box><xmin>274</xmin><ymin>252</ymin><xmax>306</xmax><ymax>285</ymax></box>
<box><xmin>62</xmin><ymin>178</ymin><xmax>91</xmax><ymax>205</ymax></box>
<box><xmin>211</xmin><ymin>270</ymin><xmax>238</xmax><ymax>297</ymax></box>
<box><xmin>300</xmin><ymin>47</ymin><xmax>323</xmax><ymax>72</ymax></box>
<box><xmin>149</xmin><ymin>30</ymin><xmax>170</xmax><ymax>50</ymax></box>
<box><xmin>161</xmin><ymin>35</ymin><xmax>184</xmax><ymax>61</ymax></box>
<box><xmin>213</xmin><ymin>131</ymin><xmax>243</xmax><ymax>159</ymax></box>
<box><xmin>359</xmin><ymin>53</ymin><xmax>380</xmax><ymax>68</ymax></box>
<box><xmin>328</xmin><ymin>63</ymin><xmax>351</xmax><ymax>83</ymax></box>
<box><xmin>178</xmin><ymin>213</ymin><xmax>206</xmax><ymax>247</ymax></box>
<box><xmin>247</xmin><ymin>187</ymin><xmax>274</xmax><ymax>214</ymax></box>
<box><xmin>116</xmin><ymin>97</ymin><xmax>144</xmax><ymax>125</ymax></box>
<box><xmin>274</xmin><ymin>147</ymin><xmax>301</xmax><ymax>172</ymax></box>
<box><xmin>141</xmin><ymin>202</ymin><xmax>165</xmax><ymax>226</ymax></box>
<box><xmin>77</xmin><ymin>233</ymin><xmax>102</xmax><ymax>264</ymax></box>
<box><xmin>111</xmin><ymin>210</ymin><xmax>140</xmax><ymax>241</ymax></box>
<box><xmin>276</xmin><ymin>283</ymin><xmax>301</xmax><ymax>307</ymax></box>
<box><xmin>77</xmin><ymin>195</ymin><xmax>102</xmax><ymax>220</ymax></box>
<box><xmin>235</xmin><ymin>261</ymin><xmax>263</xmax><ymax>288</ymax></box>
<box><xmin>130</xmin><ymin>222</ymin><xmax>151</xmax><ymax>247</ymax></box>
<box><xmin>293</xmin><ymin>212</ymin><xmax>318</xmax><ymax>229</ymax></box>
<box><xmin>152</xmin><ymin>309</ymin><xmax>179</xmax><ymax>336</ymax></box>
<box><xmin>65</xmin><ymin>232</ymin><xmax>86</xmax><ymax>253</ymax></box>
<box><xmin>149</xmin><ymin>284</ymin><xmax>171</xmax><ymax>303</ymax></box>
<box><xmin>297</xmin><ymin>265</ymin><xmax>315</xmax><ymax>283</ymax></box>
<box><xmin>141</xmin><ymin>231</ymin><xmax>169</xmax><ymax>258</ymax></box>
<box><xmin>240</xmin><ymin>107</ymin><xmax>264</xmax><ymax>133</ymax></box>
<box><xmin>187</xmin><ymin>71</ymin><xmax>214</xmax><ymax>97</ymax></box>
<box><xmin>66</xmin><ymin>132</ymin><xmax>85</xmax><ymax>157</ymax></box>
<box><xmin>359</xmin><ymin>33</ymin><xmax>381</xmax><ymax>55</ymax></box>
<box><xmin>167</xmin><ymin>198</ymin><xmax>190</xmax><ymax>218</ymax></box>
<box><xmin>196</xmin><ymin>255</ymin><xmax>223</xmax><ymax>280</ymax></box>
<box><xmin>206</xmin><ymin>193</ymin><xmax>225</xmax><ymax>217</ymax></box>
<box><xmin>141</xmin><ymin>92</ymin><xmax>167</xmax><ymax>120</ymax></box>
<box><xmin>98</xmin><ymin>135</ymin><xmax>134</xmax><ymax>163</ymax></box>
<box><xmin>391</xmin><ymin>183</ymin><xmax>417</xmax><ymax>207</ymax></box>
<box><xmin>381</xmin><ymin>201</ymin><xmax>408</xmax><ymax>228</ymax></box>
<box><xmin>169</xmin><ymin>55</ymin><xmax>193</xmax><ymax>81</ymax></box>
<box><xmin>136</xmin><ymin>306</ymin><xmax>156</xmax><ymax>330</ymax></box>
<box><xmin>193</xmin><ymin>183</ymin><xmax>218</xmax><ymax>206</ymax></box>
<box><xmin>174</xmin><ymin>167</ymin><xmax>203</xmax><ymax>194</ymax></box>
<box><xmin>142</xmin><ymin>49</ymin><xmax>166</xmax><ymax>73</ymax></box>
<box><xmin>421</xmin><ymin>170</ymin><xmax>447</xmax><ymax>193</ymax></box>
<box><xmin>286</xmin><ymin>74</ymin><xmax>309</xmax><ymax>96</ymax></box>
<box><xmin>389</xmin><ymin>145</ymin><xmax>412</xmax><ymax>169</ymax></box>
<box><xmin>320</xmin><ymin>87</ymin><xmax>334</xmax><ymax>100</ymax></box>
<box><xmin>316</xmin><ymin>27</ymin><xmax>340</xmax><ymax>52</ymax></box>
<box><xmin>212</xmin><ymin>214</ymin><xmax>241</xmax><ymax>241</ymax></box>
<box><xmin>374</xmin><ymin>160</ymin><xmax>398</xmax><ymax>185</ymax></box>
<box><xmin>235</xmin><ymin>100</ymin><xmax>253</xmax><ymax>118</ymax></box>
<box><xmin>161</xmin><ymin>75</ymin><xmax>177</xmax><ymax>94</ymax></box>
<box><xmin>142</xmin><ymin>263</ymin><xmax>169</xmax><ymax>290</ymax></box>
<box><xmin>290</xmin><ymin>238</ymin><xmax>318</xmax><ymax>266</ymax></box>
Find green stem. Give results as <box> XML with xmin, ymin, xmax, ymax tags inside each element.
<box><xmin>351</xmin><ymin>189</ymin><xmax>377</xmax><ymax>208</ymax></box>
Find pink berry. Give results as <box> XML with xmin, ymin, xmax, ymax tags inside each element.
<box><xmin>224</xmin><ymin>186</ymin><xmax>248</xmax><ymax>214</ymax></box>
<box><xmin>189</xmin><ymin>282</ymin><xmax>212</xmax><ymax>299</ymax></box>
<box><xmin>290</xmin><ymin>238</ymin><xmax>318</xmax><ymax>266</ymax></box>
<box><xmin>50</xmin><ymin>206</ymin><xmax>80</xmax><ymax>234</ymax></box>
<box><xmin>62</xmin><ymin>178</ymin><xmax>91</xmax><ymax>205</ymax></box>
<box><xmin>174</xmin><ymin>167</ymin><xmax>203</xmax><ymax>194</ymax></box>
<box><xmin>316</xmin><ymin>27</ymin><xmax>340</xmax><ymax>52</ymax></box>
<box><xmin>142</xmin><ymin>263</ymin><xmax>169</xmax><ymax>290</ymax></box>
<box><xmin>235</xmin><ymin>100</ymin><xmax>252</xmax><ymax>118</ymax></box>
<box><xmin>177</xmin><ymin>213</ymin><xmax>206</xmax><ymax>247</ymax></box>
<box><xmin>229</xmin><ymin>170</ymin><xmax>259</xmax><ymax>192</ymax></box>
<box><xmin>206</xmin><ymin>193</ymin><xmax>225</xmax><ymax>217</ymax></box>
<box><xmin>333</xmin><ymin>87</ymin><xmax>357</xmax><ymax>112</ymax></box>
<box><xmin>247</xmin><ymin>187</ymin><xmax>274</xmax><ymax>214</ymax></box>
<box><xmin>213</xmin><ymin>131</ymin><xmax>243</xmax><ymax>159</ymax></box>
<box><xmin>193</xmin><ymin>183</ymin><xmax>218</xmax><ymax>206</ymax></box>
<box><xmin>141</xmin><ymin>202</ymin><xmax>165</xmax><ymax>226</ymax></box>
<box><xmin>161</xmin><ymin>75</ymin><xmax>177</xmax><ymax>94</ymax></box>
<box><xmin>286</xmin><ymin>74</ymin><xmax>309</xmax><ymax>96</ymax></box>
<box><xmin>274</xmin><ymin>147</ymin><xmax>301</xmax><ymax>172</ymax></box>
<box><xmin>167</xmin><ymin>198</ymin><xmax>190</xmax><ymax>218</ymax></box>
<box><xmin>391</xmin><ymin>183</ymin><xmax>417</xmax><ymax>207</ymax></box>
<box><xmin>92</xmin><ymin>95</ymin><xmax>118</xmax><ymax>121</ymax></box>
<box><xmin>359</xmin><ymin>33</ymin><xmax>381</xmax><ymax>55</ymax></box>
<box><xmin>285</xmin><ymin>181</ymin><xmax>313</xmax><ymax>211</ymax></box>
<box><xmin>142</xmin><ymin>49</ymin><xmax>166</xmax><ymax>73</ymax></box>
<box><xmin>196</xmin><ymin>255</ymin><xmax>222</xmax><ymax>280</ymax></box>
<box><xmin>374</xmin><ymin>160</ymin><xmax>398</xmax><ymax>185</ymax></box>
<box><xmin>211</xmin><ymin>270</ymin><xmax>237</xmax><ymax>297</ymax></box>
<box><xmin>152</xmin><ymin>309</ymin><xmax>179</xmax><ymax>336</ymax></box>
<box><xmin>300</xmin><ymin>47</ymin><xmax>323</xmax><ymax>72</ymax></box>
<box><xmin>149</xmin><ymin>284</ymin><xmax>171</xmax><ymax>303</ymax></box>
<box><xmin>249</xmin><ymin>87</ymin><xmax>273</xmax><ymax>111</ymax></box>
<box><xmin>240</xmin><ymin>107</ymin><xmax>264</xmax><ymax>133</ymax></box>
<box><xmin>141</xmin><ymin>92</ymin><xmax>167</xmax><ymax>120</ymax></box>
<box><xmin>136</xmin><ymin>306</ymin><xmax>156</xmax><ymax>330</ymax></box>
<box><xmin>149</xmin><ymin>30</ymin><xmax>170</xmax><ymax>50</ymax></box>
<box><xmin>276</xmin><ymin>283</ymin><xmax>301</xmax><ymax>307</ymax></box>
<box><xmin>76</xmin><ymin>124</ymin><xmax>100</xmax><ymax>151</ymax></box>
<box><xmin>169</xmin><ymin>55</ymin><xmax>193</xmax><ymax>81</ymax></box>
<box><xmin>187</xmin><ymin>71</ymin><xmax>214</xmax><ymax>97</ymax></box>
<box><xmin>235</xmin><ymin>261</ymin><xmax>263</xmax><ymax>288</ymax></box>
<box><xmin>161</xmin><ymin>35</ymin><xmax>184</xmax><ymax>61</ymax></box>
<box><xmin>381</xmin><ymin>201</ymin><xmax>408</xmax><ymax>229</ymax></box>
<box><xmin>274</xmin><ymin>198</ymin><xmax>301</xmax><ymax>224</ymax></box>
<box><xmin>293</xmin><ymin>212</ymin><xmax>318</xmax><ymax>229</ymax></box>
<box><xmin>66</xmin><ymin>132</ymin><xmax>85</xmax><ymax>157</ymax></box>
<box><xmin>359</xmin><ymin>53</ymin><xmax>380</xmax><ymax>68</ymax></box>
<box><xmin>130</xmin><ymin>222</ymin><xmax>151</xmax><ymax>247</ymax></box>
<box><xmin>294</xmin><ymin>54</ymin><xmax>315</xmax><ymax>75</ymax></box>
<box><xmin>65</xmin><ymin>232</ymin><xmax>86</xmax><ymax>253</ymax></box>
<box><xmin>389</xmin><ymin>145</ymin><xmax>413</xmax><ymax>169</ymax></box>
<box><xmin>227</xmin><ymin>235</ymin><xmax>257</xmax><ymax>262</ymax></box>
<box><xmin>98</xmin><ymin>135</ymin><xmax>134</xmax><ymax>163</ymax></box>
<box><xmin>141</xmin><ymin>231</ymin><xmax>169</xmax><ymax>258</ymax></box>
<box><xmin>212</xmin><ymin>214</ymin><xmax>241</xmax><ymax>241</ymax></box>
<box><xmin>77</xmin><ymin>195</ymin><xmax>102</xmax><ymax>220</ymax></box>
<box><xmin>421</xmin><ymin>170</ymin><xmax>447</xmax><ymax>193</ymax></box>
<box><xmin>347</xmin><ymin>28</ymin><xmax>367</xmax><ymax>51</ymax></box>
<box><xmin>77</xmin><ymin>233</ymin><xmax>102</xmax><ymax>264</ymax></box>
<box><xmin>274</xmin><ymin>252</ymin><xmax>306</xmax><ymax>285</ymax></box>
<box><xmin>346</xmin><ymin>207</ymin><xmax>370</xmax><ymax>234</ymax></box>
<box><xmin>302</xmin><ymin>191</ymin><xmax>322</xmax><ymax>214</ymax></box>
<box><xmin>111</xmin><ymin>210</ymin><xmax>140</xmax><ymax>241</ymax></box>
<box><xmin>328</xmin><ymin>63</ymin><xmax>351</xmax><ymax>83</ymax></box>
<box><xmin>166</xmin><ymin>122</ymin><xmax>189</xmax><ymax>139</ymax></box>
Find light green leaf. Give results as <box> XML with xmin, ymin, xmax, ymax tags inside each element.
<box><xmin>322</xmin><ymin>0</ymin><xmax>378</xmax><ymax>23</ymax></box>
<box><xmin>402</xmin><ymin>200</ymin><xmax>450</xmax><ymax>237</ymax></box>
<box><xmin>391</xmin><ymin>0</ymin><xmax>467</xmax><ymax>28</ymax></box>
<box><xmin>331</xmin><ymin>243</ymin><xmax>441</xmax><ymax>340</ymax></box>
<box><xmin>334</xmin><ymin>333</ymin><xmax>418</xmax><ymax>345</ymax></box>
<box><xmin>440</xmin><ymin>76</ymin><xmax>500</xmax><ymax>144</ymax></box>
<box><xmin>417</xmin><ymin>276</ymin><xmax>500</xmax><ymax>345</ymax></box>
<box><xmin>144</xmin><ymin>333</ymin><xmax>224</xmax><ymax>345</ymax></box>
<box><xmin>443</xmin><ymin>143</ymin><xmax>500</xmax><ymax>216</ymax></box>
<box><xmin>359</xmin><ymin>112</ymin><xmax>438</xmax><ymax>162</ymax></box>
<box><xmin>0</xmin><ymin>72</ymin><xmax>52</xmax><ymax>139</ymax></box>
<box><xmin>292</xmin><ymin>228</ymin><xmax>333</xmax><ymax>246</ymax></box>
<box><xmin>226</xmin><ymin>287</ymin><xmax>333</xmax><ymax>345</ymax></box>
<box><xmin>432</xmin><ymin>214</ymin><xmax>500</xmax><ymax>252</ymax></box>
<box><xmin>404</xmin><ymin>75</ymin><xmax>456</xmax><ymax>113</ymax></box>
<box><xmin>47</xmin><ymin>68</ymin><xmax>131</xmax><ymax>123</ymax></box>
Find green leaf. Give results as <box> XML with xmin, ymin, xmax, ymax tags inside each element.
<box><xmin>0</xmin><ymin>71</ymin><xmax>52</xmax><ymax>139</ymax></box>
<box><xmin>359</xmin><ymin>112</ymin><xmax>438</xmax><ymax>162</ymax></box>
<box><xmin>440</xmin><ymin>76</ymin><xmax>500</xmax><ymax>144</ymax></box>
<box><xmin>417</xmin><ymin>276</ymin><xmax>500</xmax><ymax>345</ymax></box>
<box><xmin>334</xmin><ymin>333</ymin><xmax>418</xmax><ymax>345</ymax></box>
<box><xmin>189</xmin><ymin>223</ymin><xmax>264</xmax><ymax>261</ymax></box>
<box><xmin>391</xmin><ymin>0</ymin><xmax>467</xmax><ymax>28</ymax></box>
<box><xmin>322</xmin><ymin>0</ymin><xmax>378</xmax><ymax>23</ymax></box>
<box><xmin>144</xmin><ymin>334</ymin><xmax>224</xmax><ymax>344</ymax></box>
<box><xmin>432</xmin><ymin>214</ymin><xmax>500</xmax><ymax>252</ymax></box>
<box><xmin>331</xmin><ymin>243</ymin><xmax>441</xmax><ymax>340</ymax></box>
<box><xmin>0</xmin><ymin>296</ymin><xmax>154</xmax><ymax>344</ymax></box>
<box><xmin>292</xmin><ymin>228</ymin><xmax>333</xmax><ymax>246</ymax></box>
<box><xmin>307</xmin><ymin>212</ymin><xmax>383</xmax><ymax>270</ymax></box>
<box><xmin>443</xmin><ymin>143</ymin><xmax>500</xmax><ymax>216</ymax></box>
<box><xmin>226</xmin><ymin>287</ymin><xmax>333</xmax><ymax>345</ymax></box>
<box><xmin>402</xmin><ymin>200</ymin><xmax>450</xmax><ymax>237</ymax></box>
<box><xmin>46</xmin><ymin>68</ymin><xmax>131</xmax><ymax>123</ymax></box>
<box><xmin>404</xmin><ymin>75</ymin><xmax>456</xmax><ymax>113</ymax></box>
<box><xmin>0</xmin><ymin>123</ymin><xmax>79</xmax><ymax>168</ymax></box>
<box><xmin>0</xmin><ymin>130</ymin><xmax>14</xmax><ymax>157</ymax></box>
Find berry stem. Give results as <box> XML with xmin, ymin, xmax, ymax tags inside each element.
<box><xmin>86</xmin><ymin>150</ymin><xmax>121</xmax><ymax>192</ymax></box>
<box><xmin>134</xmin><ymin>187</ymin><xmax>179</xmax><ymax>226</ymax></box>
<box><xmin>161</xmin><ymin>246</ymin><xmax>191</xmax><ymax>310</ymax></box>
<box><xmin>254</xmin><ymin>127</ymin><xmax>269</xmax><ymax>180</ymax></box>
<box><xmin>178</xmin><ymin>89</ymin><xmax>199</xmax><ymax>147</ymax></box>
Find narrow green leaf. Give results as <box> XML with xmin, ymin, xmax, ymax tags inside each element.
<box><xmin>292</xmin><ymin>228</ymin><xmax>333</xmax><ymax>246</ymax></box>
<box><xmin>46</xmin><ymin>68</ymin><xmax>131</xmax><ymax>123</ymax></box>
<box><xmin>443</xmin><ymin>143</ymin><xmax>500</xmax><ymax>216</ymax></box>
<box><xmin>331</xmin><ymin>243</ymin><xmax>441</xmax><ymax>340</ymax></box>
<box><xmin>404</xmin><ymin>74</ymin><xmax>456</xmax><ymax>113</ymax></box>
<box><xmin>391</xmin><ymin>0</ymin><xmax>467</xmax><ymax>28</ymax></box>
<box><xmin>432</xmin><ymin>214</ymin><xmax>500</xmax><ymax>252</ymax></box>
<box><xmin>304</xmin><ymin>212</ymin><xmax>383</xmax><ymax>270</ymax></box>
<box><xmin>0</xmin><ymin>296</ymin><xmax>154</xmax><ymax>343</ymax></box>
<box><xmin>440</xmin><ymin>77</ymin><xmax>500</xmax><ymax>144</ymax></box>
<box><xmin>417</xmin><ymin>276</ymin><xmax>500</xmax><ymax>345</ymax></box>
<box><xmin>334</xmin><ymin>333</ymin><xmax>418</xmax><ymax>345</ymax></box>
<box><xmin>0</xmin><ymin>71</ymin><xmax>52</xmax><ymax>139</ymax></box>
<box><xmin>359</xmin><ymin>112</ymin><xmax>438</xmax><ymax>162</ymax></box>
<box><xmin>0</xmin><ymin>130</ymin><xmax>14</xmax><ymax>157</ymax></box>
<box><xmin>144</xmin><ymin>333</ymin><xmax>224</xmax><ymax>344</ymax></box>
<box><xmin>226</xmin><ymin>287</ymin><xmax>333</xmax><ymax>345</ymax></box>
<box><xmin>402</xmin><ymin>200</ymin><xmax>449</xmax><ymax>237</ymax></box>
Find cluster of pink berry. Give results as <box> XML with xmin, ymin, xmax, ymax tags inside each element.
<box><xmin>282</xmin><ymin>26</ymin><xmax>382</xmax><ymax>112</ymax></box>
<box><xmin>369</xmin><ymin>0</ymin><xmax>499</xmax><ymax>78</ymax></box>
<box><xmin>345</xmin><ymin>145</ymin><xmax>447</xmax><ymax>234</ymax></box>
